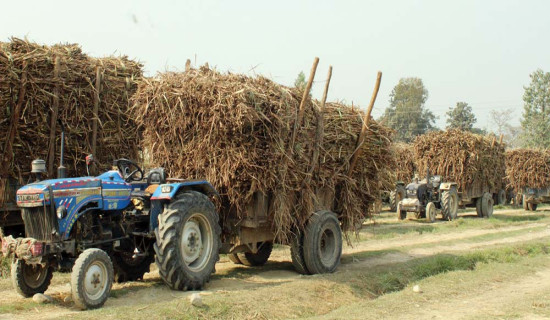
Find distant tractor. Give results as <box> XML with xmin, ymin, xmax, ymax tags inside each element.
<box><xmin>397</xmin><ymin>170</ymin><xmax>459</xmax><ymax>222</ymax></box>
<box><xmin>521</xmin><ymin>187</ymin><xmax>550</xmax><ymax>211</ymax></box>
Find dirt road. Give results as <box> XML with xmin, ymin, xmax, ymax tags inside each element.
<box><xmin>1</xmin><ymin>207</ymin><xmax>549</xmax><ymax>319</ymax></box>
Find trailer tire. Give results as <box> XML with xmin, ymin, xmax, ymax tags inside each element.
<box><xmin>71</xmin><ymin>249</ymin><xmax>114</xmax><ymax>310</ymax></box>
<box><xmin>154</xmin><ymin>191</ymin><xmax>221</xmax><ymax>291</ymax></box>
<box><xmin>303</xmin><ymin>210</ymin><xmax>342</xmax><ymax>274</ymax></box>
<box><xmin>228</xmin><ymin>254</ymin><xmax>242</xmax><ymax>265</ymax></box>
<box><xmin>481</xmin><ymin>192</ymin><xmax>494</xmax><ymax>218</ymax></box>
<box><xmin>113</xmin><ymin>251</ymin><xmax>154</xmax><ymax>283</ymax></box>
<box><xmin>442</xmin><ymin>188</ymin><xmax>459</xmax><ymax>221</ymax></box>
<box><xmin>389</xmin><ymin>185</ymin><xmax>406</xmax><ymax>212</ymax></box>
<box><xmin>496</xmin><ymin>190</ymin><xmax>506</xmax><ymax>205</ymax></box>
<box><xmin>11</xmin><ymin>259</ymin><xmax>53</xmax><ymax>298</ymax></box>
<box><xmin>290</xmin><ymin>230</ymin><xmax>310</xmax><ymax>275</ymax></box>
<box><xmin>528</xmin><ymin>203</ymin><xmax>538</xmax><ymax>211</ymax></box>
<box><xmin>238</xmin><ymin>242</ymin><xmax>273</xmax><ymax>267</ymax></box>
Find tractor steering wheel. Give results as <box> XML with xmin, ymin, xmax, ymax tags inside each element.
<box><xmin>114</xmin><ymin>159</ymin><xmax>144</xmax><ymax>182</ymax></box>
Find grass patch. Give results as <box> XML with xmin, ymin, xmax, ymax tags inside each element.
<box><xmin>0</xmin><ymin>254</ymin><xmax>10</xmax><ymax>278</ymax></box>
<box><xmin>0</xmin><ymin>300</ymin><xmax>41</xmax><ymax>313</ymax></box>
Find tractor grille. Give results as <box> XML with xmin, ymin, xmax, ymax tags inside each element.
<box><xmin>21</xmin><ymin>206</ymin><xmax>59</xmax><ymax>241</ymax></box>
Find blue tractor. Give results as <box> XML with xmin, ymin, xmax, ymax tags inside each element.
<box><xmin>2</xmin><ymin>149</ymin><xmax>221</xmax><ymax>309</ymax></box>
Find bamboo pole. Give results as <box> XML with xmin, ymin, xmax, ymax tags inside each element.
<box><xmin>48</xmin><ymin>56</ymin><xmax>61</xmax><ymax>177</ymax></box>
<box><xmin>348</xmin><ymin>71</ymin><xmax>382</xmax><ymax>176</ymax></box>
<box><xmin>92</xmin><ymin>67</ymin><xmax>102</xmax><ymax>158</ymax></box>
<box><xmin>291</xmin><ymin>57</ymin><xmax>319</xmax><ymax>151</ymax></box>
<box><xmin>307</xmin><ymin>66</ymin><xmax>332</xmax><ymax>182</ymax></box>
<box><xmin>1</xmin><ymin>61</ymin><xmax>27</xmax><ymax>177</ymax></box>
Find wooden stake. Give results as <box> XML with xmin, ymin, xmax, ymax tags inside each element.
<box><xmin>491</xmin><ymin>136</ymin><xmax>496</xmax><ymax>147</ymax></box>
<box><xmin>297</xmin><ymin>57</ymin><xmax>319</xmax><ymax>125</ymax></box>
<box><xmin>48</xmin><ymin>56</ymin><xmax>61</xmax><ymax>177</ymax></box>
<box><xmin>348</xmin><ymin>71</ymin><xmax>383</xmax><ymax>175</ymax></box>
<box><xmin>307</xmin><ymin>66</ymin><xmax>332</xmax><ymax>181</ymax></box>
<box><xmin>499</xmin><ymin>134</ymin><xmax>504</xmax><ymax>145</ymax></box>
<box><xmin>92</xmin><ymin>67</ymin><xmax>102</xmax><ymax>158</ymax></box>
<box><xmin>1</xmin><ymin>61</ymin><xmax>27</xmax><ymax>177</ymax></box>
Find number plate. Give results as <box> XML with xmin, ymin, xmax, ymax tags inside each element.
<box><xmin>17</xmin><ymin>194</ymin><xmax>41</xmax><ymax>202</ymax></box>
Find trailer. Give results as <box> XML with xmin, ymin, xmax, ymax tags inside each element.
<box><xmin>520</xmin><ymin>187</ymin><xmax>550</xmax><ymax>211</ymax></box>
<box><xmin>457</xmin><ymin>182</ymin><xmax>506</xmax><ymax>218</ymax></box>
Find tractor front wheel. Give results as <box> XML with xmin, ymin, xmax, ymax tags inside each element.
<box><xmin>426</xmin><ymin>202</ymin><xmax>437</xmax><ymax>223</ymax></box>
<box><xmin>71</xmin><ymin>248</ymin><xmax>114</xmax><ymax>310</ymax></box>
<box><xmin>154</xmin><ymin>191</ymin><xmax>221</xmax><ymax>291</ymax></box>
<box><xmin>11</xmin><ymin>259</ymin><xmax>53</xmax><ymax>298</ymax></box>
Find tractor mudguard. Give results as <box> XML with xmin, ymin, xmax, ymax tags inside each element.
<box><xmin>149</xmin><ymin>180</ymin><xmax>218</xmax><ymax>231</ymax></box>
<box><xmin>440</xmin><ymin>182</ymin><xmax>457</xmax><ymax>191</ymax></box>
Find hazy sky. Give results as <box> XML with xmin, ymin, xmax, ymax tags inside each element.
<box><xmin>2</xmin><ymin>0</ymin><xmax>549</xmax><ymax>130</ymax></box>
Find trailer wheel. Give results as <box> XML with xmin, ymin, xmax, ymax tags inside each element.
<box><xmin>389</xmin><ymin>185</ymin><xmax>406</xmax><ymax>212</ymax></box>
<box><xmin>522</xmin><ymin>194</ymin><xmax>529</xmax><ymax>210</ymax></box>
<box><xmin>112</xmin><ymin>251</ymin><xmax>154</xmax><ymax>283</ymax></box>
<box><xmin>476</xmin><ymin>197</ymin><xmax>483</xmax><ymax>217</ymax></box>
<box><xmin>528</xmin><ymin>203</ymin><xmax>538</xmax><ymax>211</ymax></box>
<box><xmin>154</xmin><ymin>191</ymin><xmax>221</xmax><ymax>291</ymax></box>
<box><xmin>303</xmin><ymin>210</ymin><xmax>342</xmax><ymax>274</ymax></box>
<box><xmin>290</xmin><ymin>230</ymin><xmax>310</xmax><ymax>275</ymax></box>
<box><xmin>481</xmin><ymin>192</ymin><xmax>494</xmax><ymax>218</ymax></box>
<box><xmin>71</xmin><ymin>248</ymin><xmax>114</xmax><ymax>310</ymax></box>
<box><xmin>496</xmin><ymin>190</ymin><xmax>506</xmax><ymax>205</ymax></box>
<box><xmin>426</xmin><ymin>202</ymin><xmax>436</xmax><ymax>223</ymax></box>
<box><xmin>442</xmin><ymin>188</ymin><xmax>459</xmax><ymax>221</ymax></box>
<box><xmin>228</xmin><ymin>254</ymin><xmax>242</xmax><ymax>265</ymax></box>
<box><xmin>238</xmin><ymin>242</ymin><xmax>273</xmax><ymax>266</ymax></box>
<box><xmin>11</xmin><ymin>259</ymin><xmax>53</xmax><ymax>298</ymax></box>
<box><xmin>397</xmin><ymin>203</ymin><xmax>407</xmax><ymax>221</ymax></box>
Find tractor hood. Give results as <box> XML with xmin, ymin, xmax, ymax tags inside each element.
<box><xmin>16</xmin><ymin>177</ymin><xmax>101</xmax><ymax>207</ymax></box>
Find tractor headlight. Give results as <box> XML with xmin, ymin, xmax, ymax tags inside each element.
<box><xmin>56</xmin><ymin>206</ymin><xmax>67</xmax><ymax>219</ymax></box>
<box><xmin>161</xmin><ymin>185</ymin><xmax>173</xmax><ymax>193</ymax></box>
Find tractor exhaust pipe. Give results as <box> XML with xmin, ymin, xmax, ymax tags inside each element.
<box><xmin>57</xmin><ymin>119</ymin><xmax>66</xmax><ymax>179</ymax></box>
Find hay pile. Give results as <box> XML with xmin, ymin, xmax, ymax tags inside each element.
<box><xmin>391</xmin><ymin>143</ymin><xmax>415</xmax><ymax>183</ymax></box>
<box><xmin>413</xmin><ymin>129</ymin><xmax>505</xmax><ymax>193</ymax></box>
<box><xmin>0</xmin><ymin>38</ymin><xmax>142</xmax><ymax>205</ymax></box>
<box><xmin>506</xmin><ymin>149</ymin><xmax>550</xmax><ymax>191</ymax></box>
<box><xmin>131</xmin><ymin>67</ymin><xmax>394</xmax><ymax>241</ymax></box>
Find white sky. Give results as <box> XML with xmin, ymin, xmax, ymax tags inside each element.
<box><xmin>2</xmin><ymin>0</ymin><xmax>549</xmax><ymax>130</ymax></box>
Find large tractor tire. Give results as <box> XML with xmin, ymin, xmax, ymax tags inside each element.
<box><xmin>389</xmin><ymin>185</ymin><xmax>406</xmax><ymax>212</ymax></box>
<box><xmin>11</xmin><ymin>259</ymin><xmax>53</xmax><ymax>298</ymax></box>
<box><xmin>112</xmin><ymin>251</ymin><xmax>154</xmax><ymax>283</ymax></box>
<box><xmin>290</xmin><ymin>230</ymin><xmax>310</xmax><ymax>275</ymax></box>
<box><xmin>154</xmin><ymin>191</ymin><xmax>221</xmax><ymax>291</ymax></box>
<box><xmin>523</xmin><ymin>194</ymin><xmax>529</xmax><ymax>211</ymax></box>
<box><xmin>303</xmin><ymin>210</ymin><xmax>342</xmax><ymax>274</ymax></box>
<box><xmin>441</xmin><ymin>188</ymin><xmax>459</xmax><ymax>221</ymax></box>
<box><xmin>238</xmin><ymin>242</ymin><xmax>273</xmax><ymax>267</ymax></box>
<box><xmin>426</xmin><ymin>202</ymin><xmax>437</xmax><ymax>223</ymax></box>
<box><xmin>480</xmin><ymin>192</ymin><xmax>494</xmax><ymax>218</ymax></box>
<box><xmin>71</xmin><ymin>248</ymin><xmax>114</xmax><ymax>310</ymax></box>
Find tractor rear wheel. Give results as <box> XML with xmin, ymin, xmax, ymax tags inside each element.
<box><xmin>11</xmin><ymin>259</ymin><xmax>53</xmax><ymax>298</ymax></box>
<box><xmin>154</xmin><ymin>191</ymin><xmax>221</xmax><ymax>291</ymax></box>
<box><xmin>290</xmin><ymin>230</ymin><xmax>310</xmax><ymax>275</ymax></box>
<box><xmin>71</xmin><ymin>248</ymin><xmax>114</xmax><ymax>310</ymax></box>
<box><xmin>238</xmin><ymin>242</ymin><xmax>273</xmax><ymax>267</ymax></box>
<box><xmin>303</xmin><ymin>210</ymin><xmax>342</xmax><ymax>274</ymax></box>
<box><xmin>442</xmin><ymin>188</ymin><xmax>459</xmax><ymax>221</ymax></box>
<box><xmin>389</xmin><ymin>185</ymin><xmax>406</xmax><ymax>212</ymax></box>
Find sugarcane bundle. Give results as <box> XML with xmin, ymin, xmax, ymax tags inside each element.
<box><xmin>413</xmin><ymin>129</ymin><xmax>505</xmax><ymax>193</ymax></box>
<box><xmin>0</xmin><ymin>38</ymin><xmax>143</xmax><ymax>206</ymax></box>
<box><xmin>131</xmin><ymin>66</ymin><xmax>394</xmax><ymax>241</ymax></box>
<box><xmin>505</xmin><ymin>149</ymin><xmax>550</xmax><ymax>191</ymax></box>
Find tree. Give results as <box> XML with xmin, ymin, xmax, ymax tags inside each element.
<box><xmin>489</xmin><ymin>108</ymin><xmax>521</xmax><ymax>148</ymax></box>
<box><xmin>446</xmin><ymin>102</ymin><xmax>476</xmax><ymax>131</ymax></box>
<box><xmin>294</xmin><ymin>71</ymin><xmax>306</xmax><ymax>90</ymax></box>
<box><xmin>380</xmin><ymin>78</ymin><xmax>436</xmax><ymax>142</ymax></box>
<box><xmin>520</xmin><ymin>69</ymin><xmax>550</xmax><ymax>148</ymax></box>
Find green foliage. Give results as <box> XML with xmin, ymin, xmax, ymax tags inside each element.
<box><xmin>294</xmin><ymin>71</ymin><xmax>306</xmax><ymax>90</ymax></box>
<box><xmin>380</xmin><ymin>78</ymin><xmax>436</xmax><ymax>142</ymax></box>
<box><xmin>446</xmin><ymin>102</ymin><xmax>477</xmax><ymax>131</ymax></box>
<box><xmin>520</xmin><ymin>69</ymin><xmax>550</xmax><ymax>148</ymax></box>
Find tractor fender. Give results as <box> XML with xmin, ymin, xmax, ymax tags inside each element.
<box><xmin>149</xmin><ymin>180</ymin><xmax>218</xmax><ymax>231</ymax></box>
<box><xmin>439</xmin><ymin>182</ymin><xmax>458</xmax><ymax>191</ymax></box>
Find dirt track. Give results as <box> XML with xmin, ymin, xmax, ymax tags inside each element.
<box><xmin>1</xmin><ymin>207</ymin><xmax>550</xmax><ymax>319</ymax></box>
